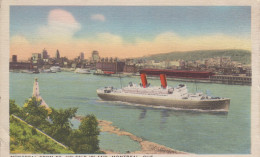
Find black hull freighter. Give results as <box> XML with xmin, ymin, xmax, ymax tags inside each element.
<box><xmin>97</xmin><ymin>73</ymin><xmax>230</xmax><ymax>111</ymax></box>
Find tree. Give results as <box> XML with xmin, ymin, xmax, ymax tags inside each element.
<box><xmin>79</xmin><ymin>115</ymin><xmax>99</xmax><ymax>137</ymax></box>
<box><xmin>22</xmin><ymin>97</ymin><xmax>50</xmax><ymax>128</ymax></box>
<box><xmin>47</xmin><ymin>107</ymin><xmax>77</xmax><ymax>145</ymax></box>
<box><xmin>70</xmin><ymin>114</ymin><xmax>100</xmax><ymax>153</ymax></box>
<box><xmin>31</xmin><ymin>127</ymin><xmax>37</xmax><ymax>135</ymax></box>
<box><xmin>9</xmin><ymin>100</ymin><xmax>25</xmax><ymax>118</ymax></box>
<box><xmin>10</xmin><ymin>97</ymin><xmax>102</xmax><ymax>154</ymax></box>
<box><xmin>10</xmin><ymin>100</ymin><xmax>20</xmax><ymax>115</ymax></box>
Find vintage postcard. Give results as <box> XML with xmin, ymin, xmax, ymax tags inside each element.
<box><xmin>1</xmin><ymin>0</ymin><xmax>260</xmax><ymax>157</ymax></box>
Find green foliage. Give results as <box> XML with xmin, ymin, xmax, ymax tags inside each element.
<box><xmin>47</xmin><ymin>107</ymin><xmax>77</xmax><ymax>145</ymax></box>
<box><xmin>10</xmin><ymin>115</ymin><xmax>74</xmax><ymax>154</ymax></box>
<box><xmin>10</xmin><ymin>100</ymin><xmax>25</xmax><ymax>118</ymax></box>
<box><xmin>23</xmin><ymin>97</ymin><xmax>47</xmax><ymax>117</ymax></box>
<box><xmin>79</xmin><ymin>115</ymin><xmax>99</xmax><ymax>136</ymax></box>
<box><xmin>31</xmin><ymin>127</ymin><xmax>37</xmax><ymax>135</ymax></box>
<box><xmin>10</xmin><ymin>100</ymin><xmax>20</xmax><ymax>115</ymax></box>
<box><xmin>10</xmin><ymin>97</ymin><xmax>102</xmax><ymax>154</ymax></box>
<box><xmin>22</xmin><ymin>97</ymin><xmax>50</xmax><ymax>128</ymax></box>
<box><xmin>22</xmin><ymin>130</ymin><xmax>27</xmax><ymax>136</ymax></box>
<box><xmin>142</xmin><ymin>49</ymin><xmax>251</xmax><ymax>64</ymax></box>
<box><xmin>69</xmin><ymin>114</ymin><xmax>100</xmax><ymax>154</ymax></box>
<box><xmin>49</xmin><ymin>107</ymin><xmax>77</xmax><ymax>128</ymax></box>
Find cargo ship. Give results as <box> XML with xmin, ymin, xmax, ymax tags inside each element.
<box><xmin>97</xmin><ymin>73</ymin><xmax>230</xmax><ymax>111</ymax></box>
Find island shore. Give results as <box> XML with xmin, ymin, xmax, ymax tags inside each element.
<box><xmin>75</xmin><ymin>116</ymin><xmax>187</xmax><ymax>154</ymax></box>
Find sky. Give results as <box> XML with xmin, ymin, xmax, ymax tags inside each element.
<box><xmin>10</xmin><ymin>6</ymin><xmax>251</xmax><ymax>60</ymax></box>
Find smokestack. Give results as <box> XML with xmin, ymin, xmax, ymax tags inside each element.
<box><xmin>140</xmin><ymin>73</ymin><xmax>148</xmax><ymax>88</ymax></box>
<box><xmin>160</xmin><ymin>74</ymin><xmax>167</xmax><ymax>88</ymax></box>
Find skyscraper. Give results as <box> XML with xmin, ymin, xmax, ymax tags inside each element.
<box><xmin>92</xmin><ymin>50</ymin><xmax>100</xmax><ymax>62</ymax></box>
<box><xmin>42</xmin><ymin>48</ymin><xmax>48</xmax><ymax>59</ymax></box>
<box><xmin>80</xmin><ymin>52</ymin><xmax>84</xmax><ymax>60</ymax></box>
<box><xmin>12</xmin><ymin>55</ymin><xmax>17</xmax><ymax>62</ymax></box>
<box><xmin>32</xmin><ymin>53</ymin><xmax>41</xmax><ymax>61</ymax></box>
<box><xmin>56</xmin><ymin>49</ymin><xmax>60</xmax><ymax>59</ymax></box>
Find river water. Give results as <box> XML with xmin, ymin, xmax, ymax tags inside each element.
<box><xmin>9</xmin><ymin>72</ymin><xmax>251</xmax><ymax>154</ymax></box>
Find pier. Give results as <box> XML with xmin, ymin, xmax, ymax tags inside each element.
<box><xmin>210</xmin><ymin>75</ymin><xmax>251</xmax><ymax>85</ymax></box>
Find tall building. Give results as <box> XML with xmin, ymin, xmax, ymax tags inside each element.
<box><xmin>56</xmin><ymin>49</ymin><xmax>60</xmax><ymax>59</ymax></box>
<box><xmin>80</xmin><ymin>52</ymin><xmax>84</xmax><ymax>60</ymax></box>
<box><xmin>32</xmin><ymin>53</ymin><xmax>41</xmax><ymax>61</ymax></box>
<box><xmin>31</xmin><ymin>53</ymin><xmax>43</xmax><ymax>69</ymax></box>
<box><xmin>205</xmin><ymin>59</ymin><xmax>209</xmax><ymax>68</ymax></box>
<box><xmin>12</xmin><ymin>55</ymin><xmax>17</xmax><ymax>62</ymax></box>
<box><xmin>96</xmin><ymin>61</ymin><xmax>125</xmax><ymax>73</ymax></box>
<box><xmin>42</xmin><ymin>48</ymin><xmax>48</xmax><ymax>59</ymax></box>
<box><xmin>92</xmin><ymin>50</ymin><xmax>100</xmax><ymax>62</ymax></box>
<box><xmin>109</xmin><ymin>57</ymin><xmax>113</xmax><ymax>62</ymax></box>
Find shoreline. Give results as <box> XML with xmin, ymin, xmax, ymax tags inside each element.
<box><xmin>75</xmin><ymin>116</ymin><xmax>187</xmax><ymax>154</ymax></box>
<box><xmin>9</xmin><ymin>70</ymin><xmax>251</xmax><ymax>86</ymax></box>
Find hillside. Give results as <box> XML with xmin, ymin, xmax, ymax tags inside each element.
<box><xmin>10</xmin><ymin>115</ymin><xmax>74</xmax><ymax>154</ymax></box>
<box><xmin>142</xmin><ymin>49</ymin><xmax>251</xmax><ymax>64</ymax></box>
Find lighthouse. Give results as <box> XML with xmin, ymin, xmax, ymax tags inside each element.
<box><xmin>32</xmin><ymin>78</ymin><xmax>50</xmax><ymax>109</ymax></box>
<box><xmin>32</xmin><ymin>78</ymin><xmax>40</xmax><ymax>97</ymax></box>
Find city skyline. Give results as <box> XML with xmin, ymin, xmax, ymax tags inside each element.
<box><xmin>10</xmin><ymin>6</ymin><xmax>251</xmax><ymax>60</ymax></box>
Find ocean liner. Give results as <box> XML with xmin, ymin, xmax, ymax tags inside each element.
<box><xmin>97</xmin><ymin>73</ymin><xmax>230</xmax><ymax>111</ymax></box>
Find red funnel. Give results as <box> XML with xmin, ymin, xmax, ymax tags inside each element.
<box><xmin>140</xmin><ymin>73</ymin><xmax>147</xmax><ymax>88</ymax></box>
<box><xmin>160</xmin><ymin>74</ymin><xmax>167</xmax><ymax>88</ymax></box>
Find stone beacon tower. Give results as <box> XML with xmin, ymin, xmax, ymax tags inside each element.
<box><xmin>32</xmin><ymin>78</ymin><xmax>49</xmax><ymax>109</ymax></box>
<box><xmin>32</xmin><ymin>78</ymin><xmax>40</xmax><ymax>97</ymax></box>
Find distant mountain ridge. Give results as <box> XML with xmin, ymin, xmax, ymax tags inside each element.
<box><xmin>141</xmin><ymin>49</ymin><xmax>251</xmax><ymax>64</ymax></box>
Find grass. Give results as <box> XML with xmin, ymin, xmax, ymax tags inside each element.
<box><xmin>10</xmin><ymin>115</ymin><xmax>74</xmax><ymax>154</ymax></box>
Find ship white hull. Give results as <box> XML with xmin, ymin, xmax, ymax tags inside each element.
<box><xmin>75</xmin><ymin>68</ymin><xmax>92</xmax><ymax>74</ymax></box>
<box><xmin>97</xmin><ymin>92</ymin><xmax>230</xmax><ymax>111</ymax></box>
<box><xmin>50</xmin><ymin>66</ymin><xmax>61</xmax><ymax>72</ymax></box>
<box><xmin>75</xmin><ymin>71</ymin><xmax>92</xmax><ymax>74</ymax></box>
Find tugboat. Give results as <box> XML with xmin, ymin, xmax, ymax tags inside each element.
<box><xmin>97</xmin><ymin>73</ymin><xmax>230</xmax><ymax>111</ymax></box>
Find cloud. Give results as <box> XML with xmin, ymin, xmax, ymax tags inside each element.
<box><xmin>37</xmin><ymin>9</ymin><xmax>81</xmax><ymax>42</ymax></box>
<box><xmin>91</xmin><ymin>14</ymin><xmax>106</xmax><ymax>22</ymax></box>
<box><xmin>95</xmin><ymin>33</ymin><xmax>123</xmax><ymax>44</ymax></box>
